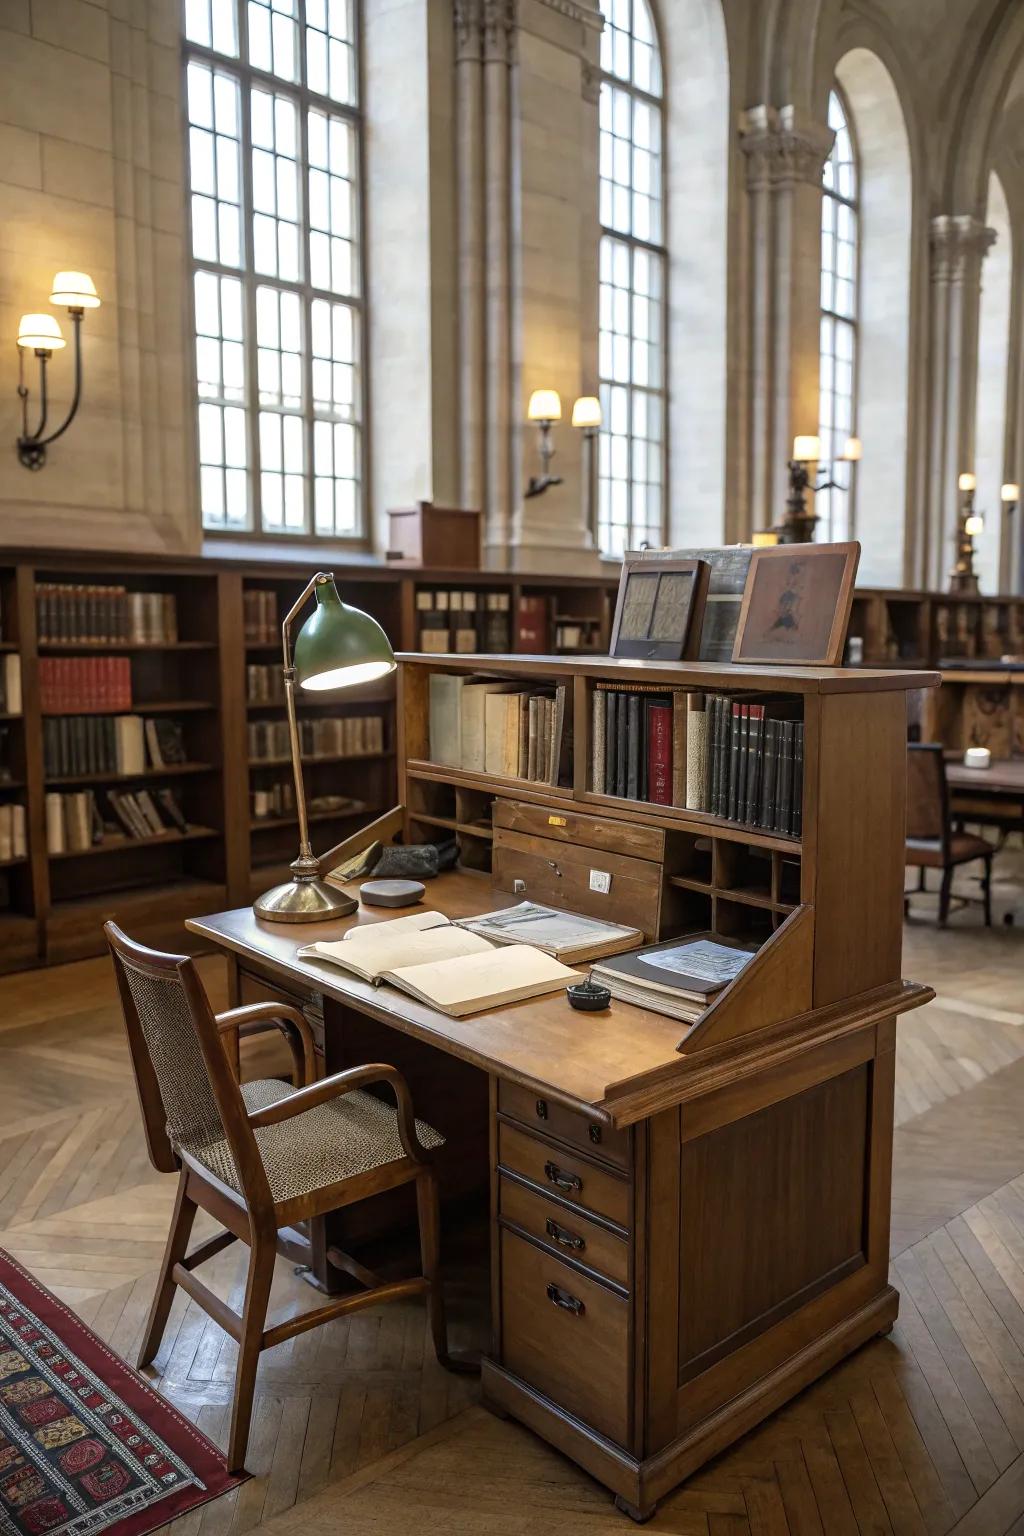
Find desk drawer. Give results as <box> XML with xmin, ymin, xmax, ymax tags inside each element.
<box><xmin>500</xmin><ymin>1175</ymin><xmax>630</xmax><ymax>1290</ymax></box>
<box><xmin>500</xmin><ymin>1228</ymin><xmax>630</xmax><ymax>1447</ymax></box>
<box><xmin>498</xmin><ymin>1122</ymin><xmax>630</xmax><ymax>1231</ymax></box>
<box><xmin>498</xmin><ymin>1080</ymin><xmax>630</xmax><ymax>1171</ymax></box>
<box><xmin>493</xmin><ymin>829</ymin><xmax>661</xmax><ymax>939</ymax></box>
<box><xmin>494</xmin><ymin>799</ymin><xmax>665</xmax><ymax>862</ymax></box>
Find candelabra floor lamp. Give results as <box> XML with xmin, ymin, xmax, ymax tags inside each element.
<box><xmin>253</xmin><ymin>573</ymin><xmax>396</xmax><ymax>923</ymax></box>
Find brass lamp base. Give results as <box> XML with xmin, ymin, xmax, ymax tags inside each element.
<box><xmin>254</xmin><ymin>876</ymin><xmax>357</xmax><ymax>923</ymax></box>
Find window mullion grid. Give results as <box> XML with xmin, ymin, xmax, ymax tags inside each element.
<box><xmin>297</xmin><ymin>0</ymin><xmax>316</xmax><ymax>537</ymax></box>
<box><xmin>236</xmin><ymin>0</ymin><xmax>264</xmax><ymax>535</ymax></box>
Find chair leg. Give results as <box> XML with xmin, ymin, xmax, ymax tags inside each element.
<box><xmin>138</xmin><ymin>1170</ymin><xmax>197</xmax><ymax>1370</ymax></box>
<box><xmin>416</xmin><ymin>1170</ymin><xmax>454</xmax><ymax>1369</ymax></box>
<box><xmin>982</xmin><ymin>855</ymin><xmax>993</xmax><ymax>928</ymax></box>
<box><xmin>226</xmin><ymin>1238</ymin><xmax>276</xmax><ymax>1474</ymax></box>
<box><xmin>938</xmin><ymin>867</ymin><xmax>953</xmax><ymax>927</ymax></box>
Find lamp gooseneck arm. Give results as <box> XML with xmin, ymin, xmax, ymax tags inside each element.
<box><xmin>280</xmin><ymin>571</ymin><xmax>334</xmax><ymax>866</ymax></box>
<box><xmin>23</xmin><ymin>311</ymin><xmax>84</xmax><ymax>454</ymax></box>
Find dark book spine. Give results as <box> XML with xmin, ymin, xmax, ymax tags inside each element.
<box><xmin>760</xmin><ymin>719</ymin><xmax>778</xmax><ymax>829</ymax></box>
<box><xmin>777</xmin><ymin>721</ymin><xmax>794</xmax><ymax>834</ymax></box>
<box><xmin>647</xmin><ymin>701</ymin><xmax>672</xmax><ymax>805</ymax></box>
<box><xmin>604</xmin><ymin>690</ymin><xmax>617</xmax><ymax>796</ymax></box>
<box><xmin>616</xmin><ymin>693</ymin><xmax>630</xmax><ymax>798</ymax></box>
<box><xmin>712</xmin><ymin>696</ymin><xmax>726</xmax><ymax>817</ymax></box>
<box><xmin>745</xmin><ymin>704</ymin><xmax>764</xmax><ymax>824</ymax></box>
<box><xmin>792</xmin><ymin>721</ymin><xmax>804</xmax><ymax>837</ymax></box>
<box><xmin>735</xmin><ymin>704</ymin><xmax>749</xmax><ymax>824</ymax></box>
<box><xmin>626</xmin><ymin>691</ymin><xmax>641</xmax><ymax>798</ymax></box>
<box><xmin>727</xmin><ymin>703</ymin><xmax>741</xmax><ymax>821</ymax></box>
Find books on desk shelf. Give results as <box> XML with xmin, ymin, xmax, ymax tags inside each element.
<box><xmin>590</xmin><ymin>934</ymin><xmax>757</xmax><ymax>1023</ymax></box>
<box><xmin>457</xmin><ymin>901</ymin><xmax>642</xmax><ymax>962</ymax></box>
<box><xmin>298</xmin><ymin>910</ymin><xmax>576</xmax><ymax>1016</ymax></box>
<box><xmin>429</xmin><ymin>672</ymin><xmax>572</xmax><ymax>787</ymax></box>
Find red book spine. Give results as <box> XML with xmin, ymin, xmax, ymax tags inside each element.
<box><xmin>647</xmin><ymin>703</ymin><xmax>672</xmax><ymax>805</ymax></box>
<box><xmin>516</xmin><ymin>596</ymin><xmax>548</xmax><ymax>654</ymax></box>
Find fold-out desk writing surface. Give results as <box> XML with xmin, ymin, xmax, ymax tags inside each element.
<box><xmin>186</xmin><ymin>872</ymin><xmax>687</xmax><ymax>1122</ymax></box>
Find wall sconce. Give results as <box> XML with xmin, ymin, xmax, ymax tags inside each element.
<box><xmin>16</xmin><ymin>271</ymin><xmax>100</xmax><ymax>470</ymax></box>
<box><xmin>949</xmin><ymin>471</ymin><xmax>981</xmax><ymax>595</ymax></box>
<box><xmin>1001</xmin><ymin>482</ymin><xmax>1019</xmax><ymax>516</ymax></box>
<box><xmin>525</xmin><ymin>389</ymin><xmax>563</xmax><ymax>499</ymax></box>
<box><xmin>778</xmin><ymin>434</ymin><xmax>862</xmax><ymax>544</ymax></box>
<box><xmin>572</xmin><ymin>395</ymin><xmax>601</xmax><ymax>542</ymax></box>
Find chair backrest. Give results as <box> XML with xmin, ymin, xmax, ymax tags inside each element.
<box><xmin>906</xmin><ymin>743</ymin><xmax>950</xmax><ymax>854</ymax></box>
<box><xmin>105</xmin><ymin>922</ymin><xmax>273</xmax><ymax>1215</ymax></box>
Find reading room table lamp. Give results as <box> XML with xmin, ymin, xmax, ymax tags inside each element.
<box><xmin>254</xmin><ymin>572</ymin><xmax>396</xmax><ymax>923</ymax></box>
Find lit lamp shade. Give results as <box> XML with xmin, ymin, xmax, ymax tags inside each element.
<box><xmin>1001</xmin><ymin>483</ymin><xmax>1019</xmax><ymax>503</ymax></box>
<box><xmin>17</xmin><ymin>313</ymin><xmax>66</xmax><ymax>351</ymax></box>
<box><xmin>293</xmin><ymin>578</ymin><xmax>396</xmax><ymax>692</ymax></box>
<box><xmin>49</xmin><ymin>271</ymin><xmax>100</xmax><ymax>309</ymax></box>
<box><xmin>792</xmin><ymin>435</ymin><xmax>821</xmax><ymax>462</ymax></box>
<box><xmin>527</xmin><ymin>389</ymin><xmax>561</xmax><ymax>423</ymax></box>
<box><xmin>958</xmin><ymin>472</ymin><xmax>977</xmax><ymax>492</ymax></box>
<box><xmin>965</xmin><ymin>514</ymin><xmax>984</xmax><ymax>537</ymax></box>
<box><xmin>571</xmin><ymin>396</ymin><xmax>602</xmax><ymax>429</ymax></box>
<box><xmin>841</xmin><ymin>435</ymin><xmax>862</xmax><ymax>462</ymax></box>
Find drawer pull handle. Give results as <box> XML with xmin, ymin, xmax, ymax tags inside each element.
<box><xmin>535</xmin><ymin>1099</ymin><xmax>548</xmax><ymax>1120</ymax></box>
<box><xmin>544</xmin><ymin>1160</ymin><xmax>582</xmax><ymax>1194</ymax></box>
<box><xmin>546</xmin><ymin>1218</ymin><xmax>584</xmax><ymax>1252</ymax></box>
<box><xmin>546</xmin><ymin>1282</ymin><xmax>585</xmax><ymax>1316</ymax></box>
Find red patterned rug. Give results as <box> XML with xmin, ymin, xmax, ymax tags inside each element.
<box><xmin>0</xmin><ymin>1249</ymin><xmax>245</xmax><ymax>1535</ymax></box>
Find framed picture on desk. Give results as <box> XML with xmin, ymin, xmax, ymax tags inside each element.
<box><xmin>609</xmin><ymin>556</ymin><xmax>710</xmax><ymax>661</ymax></box>
<box><xmin>732</xmin><ymin>542</ymin><xmax>860</xmax><ymax>666</ymax></box>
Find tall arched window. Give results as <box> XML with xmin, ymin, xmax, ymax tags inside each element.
<box><xmin>598</xmin><ymin>0</ymin><xmax>665</xmax><ymax>557</ymax></box>
<box><xmin>184</xmin><ymin>0</ymin><xmax>364</xmax><ymax>539</ymax></box>
<box><xmin>818</xmin><ymin>88</ymin><xmax>858</xmax><ymax>543</ymax></box>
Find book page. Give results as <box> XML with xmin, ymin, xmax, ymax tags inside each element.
<box><xmin>383</xmin><ymin>944</ymin><xmax>575</xmax><ymax>1015</ymax></box>
<box><xmin>458</xmin><ymin>901</ymin><xmax>639</xmax><ymax>950</ymax></box>
<box><xmin>300</xmin><ymin>923</ymin><xmax>493</xmax><ymax>982</ymax></box>
<box><xmin>342</xmin><ymin>910</ymin><xmax>449</xmax><ymax>942</ymax></box>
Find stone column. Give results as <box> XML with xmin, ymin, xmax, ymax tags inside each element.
<box><xmin>924</xmin><ymin>215</ymin><xmax>995</xmax><ymax>588</ymax></box>
<box><xmin>481</xmin><ymin>0</ymin><xmax>514</xmax><ymax>565</ymax></box>
<box><xmin>455</xmin><ymin>0</ymin><xmax>486</xmax><ymax>514</ymax></box>
<box><xmin>738</xmin><ymin>106</ymin><xmax>833</xmax><ymax>537</ymax></box>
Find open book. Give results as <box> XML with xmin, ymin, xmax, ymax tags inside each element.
<box><xmin>297</xmin><ymin>911</ymin><xmax>575</xmax><ymax>1017</ymax></box>
<box><xmin>456</xmin><ymin>901</ymin><xmax>641</xmax><ymax>962</ymax></box>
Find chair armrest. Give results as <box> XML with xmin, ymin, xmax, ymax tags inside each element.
<box><xmin>215</xmin><ymin>1002</ymin><xmax>317</xmax><ymax>1087</ymax></box>
<box><xmin>246</xmin><ymin>1062</ymin><xmax>433</xmax><ymax>1162</ymax></box>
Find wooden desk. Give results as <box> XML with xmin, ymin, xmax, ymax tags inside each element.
<box><xmin>946</xmin><ymin>757</ymin><xmax>1024</xmax><ymax>835</ymax></box>
<box><xmin>188</xmin><ymin>871</ymin><xmax>931</xmax><ymax>1520</ymax></box>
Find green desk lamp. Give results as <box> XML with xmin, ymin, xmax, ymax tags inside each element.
<box><xmin>253</xmin><ymin>571</ymin><xmax>396</xmax><ymax>923</ymax></box>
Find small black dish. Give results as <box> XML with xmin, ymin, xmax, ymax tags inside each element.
<box><xmin>566</xmin><ymin>979</ymin><xmax>611</xmax><ymax>1012</ymax></box>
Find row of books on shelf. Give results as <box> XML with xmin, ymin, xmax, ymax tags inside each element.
<box><xmin>43</xmin><ymin>716</ymin><xmax>186</xmax><ymax>779</ymax></box>
<box><xmin>0</xmin><ymin>803</ymin><xmax>27</xmax><ymax>861</ymax></box>
<box><xmin>0</xmin><ymin>656</ymin><xmax>21</xmax><ymax>715</ymax></box>
<box><xmin>45</xmin><ymin>787</ymin><xmax>190</xmax><ymax>854</ymax></box>
<box><xmin>248</xmin><ymin>714</ymin><xmax>385</xmax><ymax>762</ymax></box>
<box><xmin>244</xmin><ymin>589</ymin><xmax>280</xmax><ymax>645</ymax></box>
<box><xmin>590</xmin><ymin>687</ymin><xmax>803</xmax><ymax>836</ymax></box>
<box><xmin>428</xmin><ymin>674</ymin><xmax>571</xmax><ymax>787</ymax></box>
<box><xmin>554</xmin><ymin>619</ymin><xmax>600</xmax><ymax>651</ymax></box>
<box><xmin>39</xmin><ymin>657</ymin><xmax>133</xmax><ymax>714</ymax></box>
<box><xmin>246</xmin><ymin>664</ymin><xmax>285</xmax><ymax>704</ymax></box>
<box><xmin>36</xmin><ymin>584</ymin><xmax>178</xmax><ymax>645</ymax></box>
<box><xmin>417</xmin><ymin>590</ymin><xmax>511</xmax><ymax>654</ymax></box>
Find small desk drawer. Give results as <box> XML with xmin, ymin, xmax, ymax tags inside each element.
<box><xmin>493</xmin><ymin>829</ymin><xmax>662</xmax><ymax>940</ymax></box>
<box><xmin>498</xmin><ymin>1122</ymin><xmax>631</xmax><ymax>1231</ymax></box>
<box><xmin>493</xmin><ymin>799</ymin><xmax>665</xmax><ymax>862</ymax></box>
<box><xmin>500</xmin><ymin>1175</ymin><xmax>630</xmax><ymax>1290</ymax></box>
<box><xmin>500</xmin><ymin>1228</ymin><xmax>630</xmax><ymax>1447</ymax></box>
<box><xmin>498</xmin><ymin>1080</ymin><xmax>630</xmax><ymax>1171</ymax></box>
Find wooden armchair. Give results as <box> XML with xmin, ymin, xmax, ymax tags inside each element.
<box><xmin>105</xmin><ymin>921</ymin><xmax>459</xmax><ymax>1473</ymax></box>
<box><xmin>905</xmin><ymin>744</ymin><xmax>993</xmax><ymax>926</ymax></box>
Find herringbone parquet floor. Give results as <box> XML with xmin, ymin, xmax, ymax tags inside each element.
<box><xmin>3</xmin><ymin>857</ymin><xmax>1024</xmax><ymax>1534</ymax></box>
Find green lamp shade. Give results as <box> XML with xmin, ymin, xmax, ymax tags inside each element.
<box><xmin>293</xmin><ymin>578</ymin><xmax>396</xmax><ymax>691</ymax></box>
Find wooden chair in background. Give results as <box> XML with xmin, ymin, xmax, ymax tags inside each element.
<box><xmin>905</xmin><ymin>743</ymin><xmax>993</xmax><ymax>926</ymax></box>
<box><xmin>105</xmin><ymin>921</ymin><xmax>459</xmax><ymax>1472</ymax></box>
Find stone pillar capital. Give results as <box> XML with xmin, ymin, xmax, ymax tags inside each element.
<box><xmin>739</xmin><ymin>105</ymin><xmax>834</xmax><ymax>191</ymax></box>
<box><xmin>929</xmin><ymin>214</ymin><xmax>996</xmax><ymax>284</ymax></box>
<box><xmin>454</xmin><ymin>0</ymin><xmax>484</xmax><ymax>63</ymax></box>
<box><xmin>482</xmin><ymin>0</ymin><xmax>516</xmax><ymax>63</ymax></box>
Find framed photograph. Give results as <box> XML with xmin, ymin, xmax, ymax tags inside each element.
<box><xmin>732</xmin><ymin>542</ymin><xmax>860</xmax><ymax>666</ymax></box>
<box><xmin>610</xmin><ymin>557</ymin><xmax>710</xmax><ymax>661</ymax></box>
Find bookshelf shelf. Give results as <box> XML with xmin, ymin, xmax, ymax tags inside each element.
<box><xmin>49</xmin><ymin>827</ymin><xmax>220</xmax><ymax>861</ymax></box>
<box><xmin>250</xmin><ymin>805</ymin><xmax>373</xmax><ymax>833</ymax></box>
<box><xmin>45</xmin><ymin>763</ymin><xmax>217</xmax><ymax>788</ymax></box>
<box><xmin>40</xmin><ymin>701</ymin><xmax>216</xmax><ymax>718</ymax></box>
<box><xmin>0</xmin><ymin>856</ymin><xmax>28</xmax><ymax>870</ymax></box>
<box><xmin>38</xmin><ymin>642</ymin><xmax>217</xmax><ymax>654</ymax></box>
<box><xmin>249</xmin><ymin>750</ymin><xmax>395</xmax><ymax>769</ymax></box>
